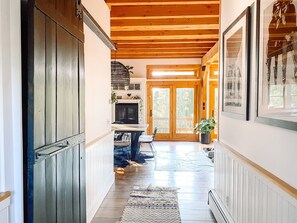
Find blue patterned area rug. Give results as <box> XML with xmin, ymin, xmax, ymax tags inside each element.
<box><xmin>118</xmin><ymin>186</ymin><xmax>181</xmax><ymax>223</ymax></box>
<box><xmin>154</xmin><ymin>148</ymin><xmax>213</xmax><ymax>172</ymax></box>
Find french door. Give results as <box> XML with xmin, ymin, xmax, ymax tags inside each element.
<box><xmin>147</xmin><ymin>82</ymin><xmax>199</xmax><ymax>141</ymax></box>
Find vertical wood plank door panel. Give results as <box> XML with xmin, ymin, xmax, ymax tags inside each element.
<box><xmin>79</xmin><ymin>42</ymin><xmax>85</xmax><ymax>133</ymax></box>
<box><xmin>57</xmin><ymin>26</ymin><xmax>79</xmax><ymax>141</ymax></box>
<box><xmin>34</xmin><ymin>9</ymin><xmax>46</xmax><ymax>150</ymax></box>
<box><xmin>34</xmin><ymin>156</ymin><xmax>57</xmax><ymax>223</ymax></box>
<box><xmin>57</xmin><ymin>26</ymin><xmax>72</xmax><ymax>140</ymax></box>
<box><xmin>79</xmin><ymin>143</ymin><xmax>86</xmax><ymax>223</ymax></box>
<box><xmin>57</xmin><ymin>148</ymin><xmax>74</xmax><ymax>223</ymax></box>
<box><xmin>45</xmin><ymin>16</ymin><xmax>57</xmax><ymax>145</ymax></box>
<box><xmin>71</xmin><ymin>37</ymin><xmax>79</xmax><ymax>136</ymax></box>
<box><xmin>34</xmin><ymin>161</ymin><xmax>46</xmax><ymax>223</ymax></box>
<box><xmin>72</xmin><ymin>145</ymin><xmax>81</xmax><ymax>223</ymax></box>
<box><xmin>45</xmin><ymin>156</ymin><xmax>57</xmax><ymax>223</ymax></box>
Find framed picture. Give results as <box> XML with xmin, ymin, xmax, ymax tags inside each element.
<box><xmin>222</xmin><ymin>7</ymin><xmax>251</xmax><ymax>120</ymax></box>
<box><xmin>256</xmin><ymin>0</ymin><xmax>297</xmax><ymax>131</ymax></box>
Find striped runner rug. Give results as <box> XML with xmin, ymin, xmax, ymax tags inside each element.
<box><xmin>118</xmin><ymin>186</ymin><xmax>181</xmax><ymax>223</ymax></box>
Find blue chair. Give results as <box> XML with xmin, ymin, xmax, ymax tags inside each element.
<box><xmin>114</xmin><ymin>133</ymin><xmax>131</xmax><ymax>167</ymax></box>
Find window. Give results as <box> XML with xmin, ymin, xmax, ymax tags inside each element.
<box><xmin>147</xmin><ymin>65</ymin><xmax>200</xmax><ymax>79</ymax></box>
<box><xmin>152</xmin><ymin>71</ymin><xmax>195</xmax><ymax>77</ymax></box>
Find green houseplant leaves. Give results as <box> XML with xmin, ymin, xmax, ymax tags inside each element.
<box><xmin>194</xmin><ymin>118</ymin><xmax>216</xmax><ymax>134</ymax></box>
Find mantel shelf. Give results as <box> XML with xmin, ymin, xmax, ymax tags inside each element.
<box><xmin>117</xmin><ymin>99</ymin><xmax>142</xmax><ymax>103</ymax></box>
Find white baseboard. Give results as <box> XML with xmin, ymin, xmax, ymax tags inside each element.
<box><xmin>208</xmin><ymin>190</ymin><xmax>234</xmax><ymax>223</ymax></box>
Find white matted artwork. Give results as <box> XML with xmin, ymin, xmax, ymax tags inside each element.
<box><xmin>256</xmin><ymin>0</ymin><xmax>297</xmax><ymax>131</ymax></box>
<box><xmin>222</xmin><ymin>7</ymin><xmax>251</xmax><ymax>120</ymax></box>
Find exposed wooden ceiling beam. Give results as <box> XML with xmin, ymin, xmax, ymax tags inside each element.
<box><xmin>112</xmin><ymin>35</ymin><xmax>218</xmax><ymax>40</ymax></box>
<box><xmin>111</xmin><ymin>17</ymin><xmax>219</xmax><ymax>27</ymax></box>
<box><xmin>116</xmin><ymin>49</ymin><xmax>209</xmax><ymax>53</ymax></box>
<box><xmin>114</xmin><ymin>39</ymin><xmax>218</xmax><ymax>44</ymax></box>
<box><xmin>117</xmin><ymin>43</ymin><xmax>213</xmax><ymax>48</ymax></box>
<box><xmin>112</xmin><ymin>54</ymin><xmax>205</xmax><ymax>59</ymax></box>
<box><xmin>111</xmin><ymin>5</ymin><xmax>219</xmax><ymax>19</ymax></box>
<box><xmin>106</xmin><ymin>0</ymin><xmax>219</xmax><ymax>6</ymax></box>
<box><xmin>111</xmin><ymin>24</ymin><xmax>219</xmax><ymax>31</ymax></box>
<box><xmin>112</xmin><ymin>30</ymin><xmax>219</xmax><ymax>36</ymax></box>
<box><xmin>201</xmin><ymin>41</ymin><xmax>219</xmax><ymax>66</ymax></box>
<box><xmin>111</xmin><ymin>30</ymin><xmax>219</xmax><ymax>40</ymax></box>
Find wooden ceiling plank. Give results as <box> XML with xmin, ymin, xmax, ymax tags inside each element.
<box><xmin>114</xmin><ymin>39</ymin><xmax>218</xmax><ymax>44</ymax></box>
<box><xmin>112</xmin><ymin>55</ymin><xmax>204</xmax><ymax>59</ymax></box>
<box><xmin>116</xmin><ymin>49</ymin><xmax>209</xmax><ymax>53</ymax></box>
<box><xmin>110</xmin><ymin>5</ymin><xmax>219</xmax><ymax>19</ymax></box>
<box><xmin>112</xmin><ymin>35</ymin><xmax>218</xmax><ymax>40</ymax></box>
<box><xmin>111</xmin><ymin>24</ymin><xmax>219</xmax><ymax>31</ymax></box>
<box><xmin>116</xmin><ymin>43</ymin><xmax>214</xmax><ymax>48</ymax></box>
<box><xmin>112</xmin><ymin>29</ymin><xmax>219</xmax><ymax>36</ymax></box>
<box><xmin>111</xmin><ymin>17</ymin><xmax>219</xmax><ymax>26</ymax></box>
<box><xmin>106</xmin><ymin>0</ymin><xmax>219</xmax><ymax>6</ymax></box>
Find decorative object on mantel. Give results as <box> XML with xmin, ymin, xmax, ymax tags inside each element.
<box><xmin>111</xmin><ymin>91</ymin><xmax>118</xmax><ymax>104</ymax></box>
<box><xmin>126</xmin><ymin>65</ymin><xmax>134</xmax><ymax>75</ymax></box>
<box><xmin>111</xmin><ymin>61</ymin><xmax>130</xmax><ymax>86</ymax></box>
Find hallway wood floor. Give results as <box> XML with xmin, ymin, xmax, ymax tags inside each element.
<box><xmin>91</xmin><ymin>141</ymin><xmax>216</xmax><ymax>223</ymax></box>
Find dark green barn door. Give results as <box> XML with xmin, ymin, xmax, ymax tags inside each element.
<box><xmin>22</xmin><ymin>1</ymin><xmax>85</xmax><ymax>222</ymax></box>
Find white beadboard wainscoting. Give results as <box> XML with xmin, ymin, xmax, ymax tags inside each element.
<box><xmin>86</xmin><ymin>131</ymin><xmax>115</xmax><ymax>223</ymax></box>
<box><xmin>210</xmin><ymin>142</ymin><xmax>297</xmax><ymax>223</ymax></box>
<box><xmin>0</xmin><ymin>193</ymin><xmax>11</xmax><ymax>223</ymax></box>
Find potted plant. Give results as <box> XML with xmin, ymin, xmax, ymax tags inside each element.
<box><xmin>194</xmin><ymin>118</ymin><xmax>216</xmax><ymax>144</ymax></box>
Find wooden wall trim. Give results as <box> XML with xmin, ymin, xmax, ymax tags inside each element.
<box><xmin>217</xmin><ymin>141</ymin><xmax>297</xmax><ymax>200</ymax></box>
<box><xmin>86</xmin><ymin>130</ymin><xmax>114</xmax><ymax>148</ymax></box>
<box><xmin>0</xmin><ymin>192</ymin><xmax>11</xmax><ymax>202</ymax></box>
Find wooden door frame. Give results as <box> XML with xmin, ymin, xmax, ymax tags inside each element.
<box><xmin>147</xmin><ymin>81</ymin><xmax>200</xmax><ymax>141</ymax></box>
<box><xmin>208</xmin><ymin>80</ymin><xmax>218</xmax><ymax>139</ymax></box>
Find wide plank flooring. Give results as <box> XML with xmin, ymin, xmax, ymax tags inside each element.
<box><xmin>92</xmin><ymin>141</ymin><xmax>216</xmax><ymax>223</ymax></box>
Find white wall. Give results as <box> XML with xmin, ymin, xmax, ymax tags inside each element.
<box><xmin>0</xmin><ymin>0</ymin><xmax>23</xmax><ymax>222</ymax></box>
<box><xmin>118</xmin><ymin>58</ymin><xmax>201</xmax><ymax>78</ymax></box>
<box><xmin>220</xmin><ymin>0</ymin><xmax>297</xmax><ymax>189</ymax></box>
<box><xmin>84</xmin><ymin>0</ymin><xmax>112</xmax><ymax>143</ymax></box>
<box><xmin>83</xmin><ymin>0</ymin><xmax>115</xmax><ymax>222</ymax></box>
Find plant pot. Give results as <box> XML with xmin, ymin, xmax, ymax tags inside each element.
<box><xmin>200</xmin><ymin>133</ymin><xmax>211</xmax><ymax>144</ymax></box>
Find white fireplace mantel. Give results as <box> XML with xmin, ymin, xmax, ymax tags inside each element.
<box><xmin>112</xmin><ymin>99</ymin><xmax>144</xmax><ymax>124</ymax></box>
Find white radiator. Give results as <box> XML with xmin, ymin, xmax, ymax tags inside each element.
<box><xmin>210</xmin><ymin>142</ymin><xmax>297</xmax><ymax>223</ymax></box>
<box><xmin>86</xmin><ymin>131</ymin><xmax>115</xmax><ymax>223</ymax></box>
<box><xmin>0</xmin><ymin>194</ymin><xmax>10</xmax><ymax>223</ymax></box>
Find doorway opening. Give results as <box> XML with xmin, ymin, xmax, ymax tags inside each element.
<box><xmin>146</xmin><ymin>65</ymin><xmax>201</xmax><ymax>141</ymax></box>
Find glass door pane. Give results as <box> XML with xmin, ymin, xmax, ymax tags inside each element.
<box><xmin>175</xmin><ymin>88</ymin><xmax>195</xmax><ymax>134</ymax></box>
<box><xmin>152</xmin><ymin>88</ymin><xmax>170</xmax><ymax>134</ymax></box>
